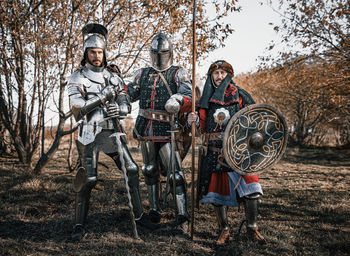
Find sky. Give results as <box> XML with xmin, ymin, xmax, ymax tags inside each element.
<box><xmin>198</xmin><ymin>0</ymin><xmax>283</xmax><ymax>76</ymax></box>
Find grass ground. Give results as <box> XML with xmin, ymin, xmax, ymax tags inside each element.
<box><xmin>0</xmin><ymin>144</ymin><xmax>349</xmax><ymax>256</ymax></box>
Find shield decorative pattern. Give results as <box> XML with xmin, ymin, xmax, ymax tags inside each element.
<box><xmin>223</xmin><ymin>103</ymin><xmax>288</xmax><ymax>175</ymax></box>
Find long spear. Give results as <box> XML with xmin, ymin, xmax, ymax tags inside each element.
<box><xmin>190</xmin><ymin>0</ymin><xmax>197</xmax><ymax>240</ymax></box>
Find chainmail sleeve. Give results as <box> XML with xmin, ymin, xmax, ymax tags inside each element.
<box><xmin>175</xmin><ymin>67</ymin><xmax>192</xmax><ymax>99</ymax></box>
<box><xmin>127</xmin><ymin>68</ymin><xmax>142</xmax><ymax>102</ymax></box>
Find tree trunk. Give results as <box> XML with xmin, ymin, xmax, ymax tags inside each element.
<box><xmin>33</xmin><ymin>127</ymin><xmax>63</xmax><ymax>174</ymax></box>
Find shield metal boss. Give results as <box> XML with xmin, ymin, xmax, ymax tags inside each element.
<box><xmin>223</xmin><ymin>103</ymin><xmax>288</xmax><ymax>175</ymax></box>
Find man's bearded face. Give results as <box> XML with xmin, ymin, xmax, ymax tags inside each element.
<box><xmin>87</xmin><ymin>48</ymin><xmax>104</xmax><ymax>67</ymax></box>
<box><xmin>212</xmin><ymin>68</ymin><xmax>228</xmax><ymax>87</ymax></box>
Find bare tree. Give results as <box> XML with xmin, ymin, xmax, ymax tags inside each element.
<box><xmin>0</xmin><ymin>0</ymin><xmax>241</xmax><ymax>174</ymax></box>
<box><xmin>238</xmin><ymin>54</ymin><xmax>348</xmax><ymax>146</ymax></box>
<box><xmin>254</xmin><ymin>0</ymin><xmax>350</xmax><ymax>146</ymax></box>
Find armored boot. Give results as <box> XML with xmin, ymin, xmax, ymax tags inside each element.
<box><xmin>109</xmin><ymin>144</ymin><xmax>159</xmax><ymax>230</ymax></box>
<box><xmin>214</xmin><ymin>205</ymin><xmax>230</xmax><ymax>245</ymax></box>
<box><xmin>71</xmin><ymin>192</ymin><xmax>90</xmax><ymax>241</ymax></box>
<box><xmin>173</xmin><ymin>185</ymin><xmax>189</xmax><ymax>230</ymax></box>
<box><xmin>71</xmin><ymin>166</ymin><xmax>97</xmax><ymax>241</ymax></box>
<box><xmin>244</xmin><ymin>198</ymin><xmax>266</xmax><ymax>244</ymax></box>
<box><xmin>131</xmin><ymin>179</ymin><xmax>160</xmax><ymax>230</ymax></box>
<box><xmin>147</xmin><ymin>183</ymin><xmax>162</xmax><ymax>223</ymax></box>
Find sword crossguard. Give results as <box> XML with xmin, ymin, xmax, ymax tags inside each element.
<box><xmin>166</xmin><ymin>130</ymin><xmax>180</xmax><ymax>133</ymax></box>
<box><xmin>109</xmin><ymin>132</ymin><xmax>127</xmax><ymax>143</ymax></box>
<box><xmin>109</xmin><ymin>132</ymin><xmax>126</xmax><ymax>137</ymax></box>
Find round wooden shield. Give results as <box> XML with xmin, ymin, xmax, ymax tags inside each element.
<box><xmin>223</xmin><ymin>103</ymin><xmax>288</xmax><ymax>175</ymax></box>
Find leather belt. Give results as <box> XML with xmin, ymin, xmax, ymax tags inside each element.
<box><xmin>137</xmin><ymin>136</ymin><xmax>170</xmax><ymax>141</ymax></box>
<box><xmin>139</xmin><ymin>109</ymin><xmax>171</xmax><ymax>123</ymax></box>
<box><xmin>207</xmin><ymin>132</ymin><xmax>224</xmax><ymax>141</ymax></box>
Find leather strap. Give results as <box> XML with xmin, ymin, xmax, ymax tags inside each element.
<box><xmin>218</xmin><ymin>158</ymin><xmax>231</xmax><ymax>169</ymax></box>
<box><xmin>158</xmin><ymin>72</ymin><xmax>173</xmax><ymax>96</ymax></box>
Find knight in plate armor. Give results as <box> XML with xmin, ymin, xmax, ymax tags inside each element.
<box><xmin>67</xmin><ymin>23</ymin><xmax>155</xmax><ymax>240</ymax></box>
<box><xmin>187</xmin><ymin>60</ymin><xmax>266</xmax><ymax>245</ymax></box>
<box><xmin>127</xmin><ymin>33</ymin><xmax>193</xmax><ymax>227</ymax></box>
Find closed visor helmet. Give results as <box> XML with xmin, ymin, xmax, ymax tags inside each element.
<box><xmin>150</xmin><ymin>33</ymin><xmax>173</xmax><ymax>71</ymax></box>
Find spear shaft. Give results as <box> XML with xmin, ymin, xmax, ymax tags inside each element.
<box><xmin>190</xmin><ymin>0</ymin><xmax>197</xmax><ymax>240</ymax></box>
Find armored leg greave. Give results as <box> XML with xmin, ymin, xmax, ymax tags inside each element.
<box><xmin>128</xmin><ymin>173</ymin><xmax>143</xmax><ymax>220</ymax></box>
<box><xmin>174</xmin><ymin>186</ymin><xmax>188</xmax><ymax>218</ymax></box>
<box><xmin>214</xmin><ymin>205</ymin><xmax>229</xmax><ymax>231</ymax></box>
<box><xmin>243</xmin><ymin>194</ymin><xmax>266</xmax><ymax>243</ymax></box>
<box><xmin>173</xmin><ymin>175</ymin><xmax>188</xmax><ymax>218</ymax></box>
<box><xmin>140</xmin><ymin>141</ymin><xmax>162</xmax><ymax>216</ymax></box>
<box><xmin>214</xmin><ymin>204</ymin><xmax>230</xmax><ymax>245</ymax></box>
<box><xmin>243</xmin><ymin>194</ymin><xmax>260</xmax><ymax>228</ymax></box>
<box><xmin>147</xmin><ymin>183</ymin><xmax>161</xmax><ymax>214</ymax></box>
<box><xmin>73</xmin><ymin>142</ymin><xmax>99</xmax><ymax>228</ymax></box>
<box><xmin>74</xmin><ymin>176</ymin><xmax>97</xmax><ymax>226</ymax></box>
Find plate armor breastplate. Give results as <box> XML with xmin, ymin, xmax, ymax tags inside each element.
<box><xmin>68</xmin><ymin>65</ymin><xmax>122</xmax><ymax>145</ymax></box>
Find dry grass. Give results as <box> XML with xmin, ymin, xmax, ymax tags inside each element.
<box><xmin>0</xmin><ymin>145</ymin><xmax>349</xmax><ymax>256</ymax></box>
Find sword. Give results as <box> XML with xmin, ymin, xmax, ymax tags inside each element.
<box><xmin>109</xmin><ymin>116</ymin><xmax>139</xmax><ymax>239</ymax></box>
<box><xmin>170</xmin><ymin>114</ymin><xmax>178</xmax><ymax>219</ymax></box>
<box><xmin>163</xmin><ymin>114</ymin><xmax>179</xmax><ymax>220</ymax></box>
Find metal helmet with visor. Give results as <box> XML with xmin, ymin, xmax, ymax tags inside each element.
<box><xmin>150</xmin><ymin>33</ymin><xmax>173</xmax><ymax>71</ymax></box>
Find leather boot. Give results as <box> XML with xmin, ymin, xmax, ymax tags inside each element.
<box><xmin>247</xmin><ymin>226</ymin><xmax>266</xmax><ymax>244</ymax></box>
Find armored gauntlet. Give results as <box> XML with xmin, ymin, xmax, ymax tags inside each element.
<box><xmin>70</xmin><ymin>87</ymin><xmax>114</xmax><ymax>122</ymax></box>
<box><xmin>165</xmin><ymin>94</ymin><xmax>184</xmax><ymax>114</ymax></box>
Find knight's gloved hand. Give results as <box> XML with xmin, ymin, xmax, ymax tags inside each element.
<box><xmin>106</xmin><ymin>102</ymin><xmax>119</xmax><ymax>117</ymax></box>
<box><xmin>101</xmin><ymin>85</ymin><xmax>116</xmax><ymax>103</ymax></box>
<box><xmin>187</xmin><ymin>111</ymin><xmax>198</xmax><ymax>125</ymax></box>
<box><xmin>118</xmin><ymin>103</ymin><xmax>129</xmax><ymax>116</ymax></box>
<box><xmin>165</xmin><ymin>94</ymin><xmax>184</xmax><ymax>114</ymax></box>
